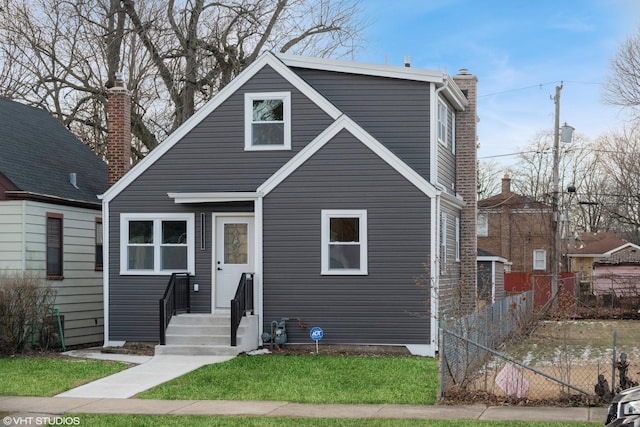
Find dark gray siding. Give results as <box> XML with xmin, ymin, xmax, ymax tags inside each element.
<box><xmin>263</xmin><ymin>129</ymin><xmax>431</xmax><ymax>345</ymax></box>
<box><xmin>439</xmin><ymin>203</ymin><xmax>462</xmax><ymax>316</ymax></box>
<box><xmin>108</xmin><ymin>64</ymin><xmax>333</xmax><ymax>342</ymax></box>
<box><xmin>291</xmin><ymin>68</ymin><xmax>431</xmax><ymax>178</ymax></box>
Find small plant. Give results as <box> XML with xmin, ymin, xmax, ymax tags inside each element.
<box><xmin>0</xmin><ymin>271</ymin><xmax>56</xmax><ymax>355</ymax></box>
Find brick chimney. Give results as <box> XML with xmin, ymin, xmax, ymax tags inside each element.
<box><xmin>502</xmin><ymin>174</ymin><xmax>511</xmax><ymax>195</ymax></box>
<box><xmin>453</xmin><ymin>68</ymin><xmax>478</xmax><ymax>314</ymax></box>
<box><xmin>107</xmin><ymin>73</ymin><xmax>131</xmax><ymax>186</ymax></box>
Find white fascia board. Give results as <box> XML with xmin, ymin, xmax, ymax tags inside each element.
<box><xmin>605</xmin><ymin>242</ymin><xmax>640</xmax><ymax>256</ymax></box>
<box><xmin>477</xmin><ymin>255</ymin><xmax>509</xmax><ymax>264</ymax></box>
<box><xmin>440</xmin><ymin>191</ymin><xmax>466</xmax><ymax>209</ymax></box>
<box><xmin>167</xmin><ymin>192</ymin><xmax>262</xmax><ymax>203</ymax></box>
<box><xmin>440</xmin><ymin>76</ymin><xmax>468</xmax><ymax>111</ymax></box>
<box><xmin>278</xmin><ymin>53</ymin><xmax>444</xmax><ymax>83</ymax></box>
<box><xmin>100</xmin><ymin>51</ymin><xmax>342</xmax><ymax>203</ymax></box>
<box><xmin>102</xmin><ymin>199</ymin><xmax>110</xmax><ymax>347</ymax></box>
<box><xmin>258</xmin><ymin>115</ymin><xmax>437</xmax><ymax>198</ymax></box>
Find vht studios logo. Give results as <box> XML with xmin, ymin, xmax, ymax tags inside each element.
<box><xmin>3</xmin><ymin>416</ymin><xmax>81</xmax><ymax>425</ymax></box>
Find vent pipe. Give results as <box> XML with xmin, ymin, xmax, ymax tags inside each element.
<box><xmin>69</xmin><ymin>172</ymin><xmax>79</xmax><ymax>189</ymax></box>
<box><xmin>404</xmin><ymin>56</ymin><xmax>411</xmax><ymax>67</ymax></box>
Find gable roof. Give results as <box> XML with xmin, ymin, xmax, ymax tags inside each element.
<box><xmin>102</xmin><ymin>51</ymin><xmax>455</xmax><ymax>203</ymax></box>
<box><xmin>258</xmin><ymin>115</ymin><xmax>437</xmax><ymax>198</ymax></box>
<box><xmin>477</xmin><ymin>191</ymin><xmax>550</xmax><ymax>210</ymax></box>
<box><xmin>568</xmin><ymin>237</ymin><xmax>640</xmax><ymax>257</ymax></box>
<box><xmin>0</xmin><ymin>97</ymin><xmax>107</xmax><ymax>205</ymax></box>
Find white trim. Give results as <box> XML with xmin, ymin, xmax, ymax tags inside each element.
<box><xmin>119</xmin><ymin>213</ymin><xmax>195</xmax><ymax>275</ymax></box>
<box><xmin>278</xmin><ymin>53</ymin><xmax>445</xmax><ymax>83</ymax></box>
<box><xmin>102</xmin><ymin>200</ymin><xmax>109</xmax><ymax>347</ymax></box>
<box><xmin>430</xmin><ymin>196</ymin><xmax>439</xmax><ymax>354</ymax></box>
<box><xmin>258</xmin><ymin>115</ymin><xmax>437</xmax><ymax>198</ymax></box>
<box><xmin>168</xmin><ymin>192</ymin><xmax>262</xmax><ymax>204</ymax></box>
<box><xmin>244</xmin><ymin>92</ymin><xmax>291</xmax><ymax>151</ymax></box>
<box><xmin>451</xmin><ymin>110</ymin><xmax>456</xmax><ymax>155</ymax></box>
<box><xmin>255</xmin><ymin>197</ymin><xmax>264</xmax><ymax>336</ymax></box>
<box><xmin>211</xmin><ymin>213</ymin><xmax>254</xmax><ymax>312</ymax></box>
<box><xmin>477</xmin><ymin>255</ymin><xmax>509</xmax><ymax>264</ymax></box>
<box><xmin>100</xmin><ymin>51</ymin><xmax>342</xmax><ymax>203</ymax></box>
<box><xmin>533</xmin><ymin>249</ymin><xmax>547</xmax><ymax>271</ymax></box>
<box><xmin>321</xmin><ymin>209</ymin><xmax>368</xmax><ymax>275</ymax></box>
<box><xmin>437</xmin><ymin>100</ymin><xmax>448</xmax><ymax>146</ymax></box>
<box><xmin>455</xmin><ymin>217</ymin><xmax>460</xmax><ymax>262</ymax></box>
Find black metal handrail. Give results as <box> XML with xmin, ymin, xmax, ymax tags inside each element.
<box><xmin>231</xmin><ymin>272</ymin><xmax>254</xmax><ymax>346</ymax></box>
<box><xmin>159</xmin><ymin>273</ymin><xmax>191</xmax><ymax>345</ymax></box>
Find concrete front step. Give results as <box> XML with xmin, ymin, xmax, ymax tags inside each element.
<box><xmin>154</xmin><ymin>344</ymin><xmax>241</xmax><ymax>356</ymax></box>
<box><xmin>157</xmin><ymin>313</ymin><xmax>257</xmax><ymax>356</ymax></box>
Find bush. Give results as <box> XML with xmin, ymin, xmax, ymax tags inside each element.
<box><xmin>0</xmin><ymin>272</ymin><xmax>57</xmax><ymax>355</ymax></box>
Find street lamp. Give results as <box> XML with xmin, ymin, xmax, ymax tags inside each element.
<box><xmin>551</xmin><ymin>82</ymin><xmax>574</xmax><ymax>301</ymax></box>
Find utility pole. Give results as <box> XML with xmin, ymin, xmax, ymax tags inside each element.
<box><xmin>551</xmin><ymin>83</ymin><xmax>562</xmax><ymax>302</ymax></box>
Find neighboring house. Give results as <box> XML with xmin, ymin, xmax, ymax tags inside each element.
<box><xmin>0</xmin><ymin>97</ymin><xmax>108</xmax><ymax>346</ymax></box>
<box><xmin>101</xmin><ymin>52</ymin><xmax>478</xmax><ymax>357</ymax></box>
<box><xmin>477</xmin><ymin>248</ymin><xmax>508</xmax><ymax>304</ymax></box>
<box><xmin>568</xmin><ymin>237</ymin><xmax>640</xmax><ymax>296</ymax></box>
<box><xmin>477</xmin><ymin>174</ymin><xmax>552</xmax><ymax>274</ymax></box>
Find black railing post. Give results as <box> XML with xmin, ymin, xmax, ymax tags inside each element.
<box><xmin>159</xmin><ymin>298</ymin><xmax>166</xmax><ymax>345</ymax></box>
<box><xmin>159</xmin><ymin>273</ymin><xmax>191</xmax><ymax>347</ymax></box>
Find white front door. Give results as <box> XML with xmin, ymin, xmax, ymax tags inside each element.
<box><xmin>215</xmin><ymin>215</ymin><xmax>254</xmax><ymax>309</ymax></box>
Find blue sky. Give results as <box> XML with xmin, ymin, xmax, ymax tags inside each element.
<box><xmin>355</xmin><ymin>0</ymin><xmax>640</xmax><ymax>168</ymax></box>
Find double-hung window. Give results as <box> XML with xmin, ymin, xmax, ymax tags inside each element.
<box><xmin>438</xmin><ymin>100</ymin><xmax>448</xmax><ymax>145</ymax></box>
<box><xmin>120</xmin><ymin>214</ymin><xmax>194</xmax><ymax>275</ymax></box>
<box><xmin>46</xmin><ymin>213</ymin><xmax>63</xmax><ymax>280</ymax></box>
<box><xmin>533</xmin><ymin>249</ymin><xmax>547</xmax><ymax>271</ymax></box>
<box><xmin>245</xmin><ymin>92</ymin><xmax>291</xmax><ymax>150</ymax></box>
<box><xmin>321</xmin><ymin>210</ymin><xmax>367</xmax><ymax>275</ymax></box>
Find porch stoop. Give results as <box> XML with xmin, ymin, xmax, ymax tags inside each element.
<box><xmin>155</xmin><ymin>313</ymin><xmax>259</xmax><ymax>356</ymax></box>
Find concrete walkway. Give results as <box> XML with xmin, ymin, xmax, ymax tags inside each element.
<box><xmin>0</xmin><ymin>348</ymin><xmax>609</xmax><ymax>424</ymax></box>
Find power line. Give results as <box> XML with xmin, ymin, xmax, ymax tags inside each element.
<box><xmin>478</xmin><ymin>79</ymin><xmax>604</xmax><ymax>98</ymax></box>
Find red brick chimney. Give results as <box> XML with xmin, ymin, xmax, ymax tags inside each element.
<box><xmin>107</xmin><ymin>73</ymin><xmax>131</xmax><ymax>186</ymax></box>
<box><xmin>501</xmin><ymin>174</ymin><xmax>511</xmax><ymax>195</ymax></box>
<box><xmin>453</xmin><ymin>68</ymin><xmax>478</xmax><ymax>313</ymax></box>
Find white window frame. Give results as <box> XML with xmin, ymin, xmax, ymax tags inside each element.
<box><xmin>244</xmin><ymin>92</ymin><xmax>291</xmax><ymax>151</ymax></box>
<box><xmin>321</xmin><ymin>210</ymin><xmax>368</xmax><ymax>275</ymax></box>
<box><xmin>455</xmin><ymin>216</ymin><xmax>460</xmax><ymax>262</ymax></box>
<box><xmin>120</xmin><ymin>213</ymin><xmax>195</xmax><ymax>275</ymax></box>
<box><xmin>451</xmin><ymin>111</ymin><xmax>456</xmax><ymax>154</ymax></box>
<box><xmin>477</xmin><ymin>213</ymin><xmax>488</xmax><ymax>237</ymax></box>
<box><xmin>533</xmin><ymin>249</ymin><xmax>547</xmax><ymax>271</ymax></box>
<box><xmin>438</xmin><ymin>100</ymin><xmax>448</xmax><ymax>146</ymax></box>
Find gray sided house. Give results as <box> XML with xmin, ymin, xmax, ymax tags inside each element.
<box><xmin>0</xmin><ymin>97</ymin><xmax>108</xmax><ymax>346</ymax></box>
<box><xmin>101</xmin><ymin>52</ymin><xmax>478</xmax><ymax>357</ymax></box>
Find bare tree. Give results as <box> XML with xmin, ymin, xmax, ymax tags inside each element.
<box><xmin>596</xmin><ymin>125</ymin><xmax>640</xmax><ymax>243</ymax></box>
<box><xmin>0</xmin><ymin>0</ymin><xmax>365</xmax><ymax>160</ymax></box>
<box><xmin>603</xmin><ymin>26</ymin><xmax>640</xmax><ymax>118</ymax></box>
<box><xmin>477</xmin><ymin>159</ymin><xmax>503</xmax><ymax>200</ymax></box>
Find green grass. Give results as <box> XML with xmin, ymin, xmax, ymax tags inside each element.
<box><xmin>64</xmin><ymin>414</ymin><xmax>600</xmax><ymax>426</ymax></box>
<box><xmin>139</xmin><ymin>354</ymin><xmax>438</xmax><ymax>404</ymax></box>
<box><xmin>0</xmin><ymin>356</ymin><xmax>126</xmax><ymax>396</ymax></box>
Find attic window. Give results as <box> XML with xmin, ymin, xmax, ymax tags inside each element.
<box><xmin>245</xmin><ymin>92</ymin><xmax>291</xmax><ymax>151</ymax></box>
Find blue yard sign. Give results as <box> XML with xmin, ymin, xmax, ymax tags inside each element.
<box><xmin>310</xmin><ymin>326</ymin><xmax>323</xmax><ymax>354</ymax></box>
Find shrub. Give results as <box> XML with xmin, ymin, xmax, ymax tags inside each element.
<box><xmin>0</xmin><ymin>272</ymin><xmax>56</xmax><ymax>355</ymax></box>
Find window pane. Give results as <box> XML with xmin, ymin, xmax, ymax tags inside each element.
<box><xmin>252</xmin><ymin>123</ymin><xmax>284</xmax><ymax>145</ymax></box>
<box><xmin>47</xmin><ymin>217</ymin><xmax>62</xmax><ymax>276</ymax></box>
<box><xmin>129</xmin><ymin>221</ymin><xmax>153</xmax><ymax>243</ymax></box>
<box><xmin>161</xmin><ymin>246</ymin><xmax>187</xmax><ymax>269</ymax></box>
<box><xmin>95</xmin><ymin>222</ymin><xmax>103</xmax><ymax>244</ymax></box>
<box><xmin>253</xmin><ymin>99</ymin><xmax>283</xmax><ymax>121</ymax></box>
<box><xmin>224</xmin><ymin>223</ymin><xmax>248</xmax><ymax>264</ymax></box>
<box><xmin>330</xmin><ymin>218</ymin><xmax>359</xmax><ymax>242</ymax></box>
<box><xmin>163</xmin><ymin>221</ymin><xmax>187</xmax><ymax>244</ymax></box>
<box><xmin>128</xmin><ymin>246</ymin><xmax>154</xmax><ymax>269</ymax></box>
<box><xmin>329</xmin><ymin>244</ymin><xmax>361</xmax><ymax>269</ymax></box>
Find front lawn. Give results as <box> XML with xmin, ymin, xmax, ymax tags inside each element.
<box><xmin>139</xmin><ymin>354</ymin><xmax>438</xmax><ymax>404</ymax></box>
<box><xmin>0</xmin><ymin>356</ymin><xmax>126</xmax><ymax>396</ymax></box>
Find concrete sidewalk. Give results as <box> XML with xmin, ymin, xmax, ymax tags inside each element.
<box><xmin>0</xmin><ymin>395</ymin><xmax>608</xmax><ymax>423</ymax></box>
<box><xmin>0</xmin><ymin>348</ymin><xmax>608</xmax><ymax>424</ymax></box>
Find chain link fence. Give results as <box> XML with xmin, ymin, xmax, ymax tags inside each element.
<box><xmin>439</xmin><ymin>288</ymin><xmax>640</xmax><ymax>405</ymax></box>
